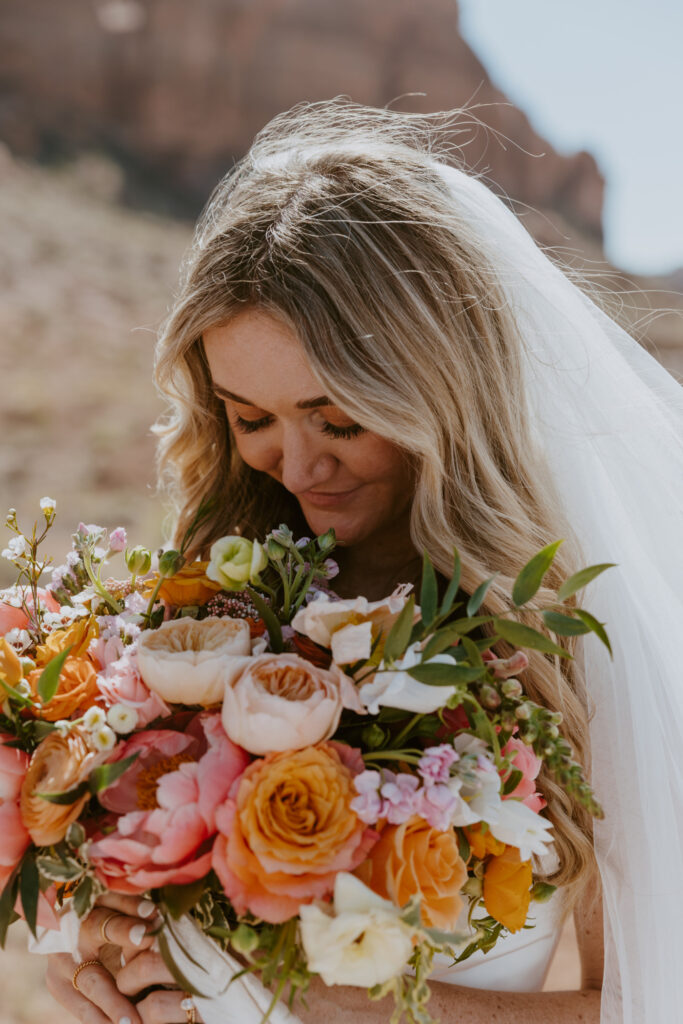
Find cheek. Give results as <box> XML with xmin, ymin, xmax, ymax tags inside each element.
<box><xmin>350</xmin><ymin>438</ymin><xmax>414</xmax><ymax>492</ymax></box>
<box><xmin>231</xmin><ymin>432</ymin><xmax>277</xmax><ymax>474</ymax></box>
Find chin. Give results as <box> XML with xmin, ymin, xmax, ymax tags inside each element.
<box><xmin>299</xmin><ymin>506</ymin><xmax>375</xmax><ymax>547</ymax></box>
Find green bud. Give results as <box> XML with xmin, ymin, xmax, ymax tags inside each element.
<box><xmin>521</xmin><ymin>724</ymin><xmax>538</xmax><ymax>743</ymax></box>
<box><xmin>317</xmin><ymin>528</ymin><xmax>336</xmax><ymax>553</ymax></box>
<box><xmin>501</xmin><ymin>678</ymin><xmax>523</xmax><ymax>698</ymax></box>
<box><xmin>530</xmin><ymin>882</ymin><xmax>557</xmax><ymax>903</ymax></box>
<box><xmin>125</xmin><ymin>546</ymin><xmax>152</xmax><ymax>575</ymax></box>
<box><xmin>158</xmin><ymin>549</ymin><xmax>184</xmax><ymax>578</ymax></box>
<box><xmin>266</xmin><ymin>538</ymin><xmax>287</xmax><ymax>561</ymax></box>
<box><xmin>20</xmin><ymin>657</ymin><xmax>36</xmax><ymax>677</ymax></box>
<box><xmin>549</xmin><ymin>711</ymin><xmax>563</xmax><ymax>726</ymax></box>
<box><xmin>515</xmin><ymin>703</ymin><xmax>532</xmax><ymax>721</ymax></box>
<box><xmin>361</xmin><ymin>723</ymin><xmax>388</xmax><ymax>750</ymax></box>
<box><xmin>231</xmin><ymin>923</ymin><xmax>260</xmax><ymax>955</ymax></box>
<box><xmin>479</xmin><ymin>684</ymin><xmax>501</xmax><ymax>709</ymax></box>
<box><xmin>546</xmin><ymin>724</ymin><xmax>560</xmax><ymax>740</ymax></box>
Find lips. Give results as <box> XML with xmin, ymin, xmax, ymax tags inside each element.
<box><xmin>299</xmin><ymin>486</ymin><xmax>361</xmax><ymax>509</ymax></box>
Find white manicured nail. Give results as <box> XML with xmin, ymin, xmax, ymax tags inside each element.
<box><xmin>137</xmin><ymin>899</ymin><xmax>155</xmax><ymax>918</ymax></box>
<box><xmin>120</xmin><ymin>1017</ymin><xmax>132</xmax><ymax>1024</ymax></box>
<box><xmin>120</xmin><ymin>952</ymin><xmax>127</xmax><ymax>967</ymax></box>
<box><xmin>129</xmin><ymin>923</ymin><xmax>146</xmax><ymax>946</ymax></box>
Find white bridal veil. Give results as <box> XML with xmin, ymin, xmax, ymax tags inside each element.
<box><xmin>431</xmin><ymin>162</ymin><xmax>683</xmax><ymax>1023</ymax></box>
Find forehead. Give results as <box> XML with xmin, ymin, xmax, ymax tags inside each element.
<box><xmin>202</xmin><ymin>309</ymin><xmax>323</xmax><ymax>405</ymax></box>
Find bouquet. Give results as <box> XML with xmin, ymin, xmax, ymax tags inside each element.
<box><xmin>0</xmin><ymin>499</ymin><xmax>610</xmax><ymax>1023</ymax></box>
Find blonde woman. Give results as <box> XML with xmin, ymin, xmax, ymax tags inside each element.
<box><xmin>44</xmin><ymin>100</ymin><xmax>682</xmax><ymax>1024</ymax></box>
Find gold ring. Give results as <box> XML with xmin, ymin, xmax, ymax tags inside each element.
<box><xmin>99</xmin><ymin>912</ymin><xmax>119</xmax><ymax>944</ymax></box>
<box><xmin>181</xmin><ymin>993</ymin><xmax>196</xmax><ymax>1024</ymax></box>
<box><xmin>72</xmin><ymin>959</ymin><xmax>102</xmax><ymax>992</ymax></box>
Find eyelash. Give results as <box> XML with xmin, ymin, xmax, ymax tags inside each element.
<box><xmin>231</xmin><ymin>414</ymin><xmax>366</xmax><ymax>440</ymax></box>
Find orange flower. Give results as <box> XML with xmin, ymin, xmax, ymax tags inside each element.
<box><xmin>483</xmin><ymin>845</ymin><xmax>533</xmax><ymax>933</ymax></box>
<box><xmin>464</xmin><ymin>823</ymin><xmax>506</xmax><ymax>860</ymax></box>
<box><xmin>212</xmin><ymin>742</ymin><xmax>377</xmax><ymax>923</ymax></box>
<box><xmin>356</xmin><ymin>816</ymin><xmax>468</xmax><ymax>930</ymax></box>
<box><xmin>147</xmin><ymin>562</ymin><xmax>222</xmax><ymax>607</ymax></box>
<box><xmin>35</xmin><ymin>616</ymin><xmax>99</xmax><ymax>668</ymax></box>
<box><xmin>20</xmin><ymin>730</ymin><xmax>99</xmax><ymax>845</ymax></box>
<box><xmin>27</xmin><ymin>656</ymin><xmax>100</xmax><ymax>721</ymax></box>
<box><xmin>0</xmin><ymin>638</ymin><xmax>22</xmax><ymax>689</ymax></box>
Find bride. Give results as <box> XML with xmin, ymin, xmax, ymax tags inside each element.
<box><xmin>42</xmin><ymin>99</ymin><xmax>682</xmax><ymax>1023</ymax></box>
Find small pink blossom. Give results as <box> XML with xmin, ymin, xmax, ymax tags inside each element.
<box><xmin>482</xmin><ymin>649</ymin><xmax>529</xmax><ymax>679</ymax></box>
<box><xmin>415</xmin><ymin>782</ymin><xmax>459</xmax><ymax>831</ymax></box>
<box><xmin>350</xmin><ymin>770</ymin><xmax>383</xmax><ymax>824</ymax></box>
<box><xmin>501</xmin><ymin>735</ymin><xmax>546</xmax><ymax>812</ymax></box>
<box><xmin>108</xmin><ymin>528</ymin><xmax>128</xmax><ymax>553</ymax></box>
<box><xmin>418</xmin><ymin>744</ymin><xmax>459</xmax><ymax>785</ymax></box>
<box><xmin>380</xmin><ymin>771</ymin><xmax>420</xmax><ymax>824</ymax></box>
<box><xmin>96</xmin><ymin>648</ymin><xmax>169</xmax><ymax>727</ymax></box>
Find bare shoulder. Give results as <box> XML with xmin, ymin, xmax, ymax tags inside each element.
<box><xmin>574</xmin><ymin>871</ymin><xmax>604</xmax><ymax>990</ymax></box>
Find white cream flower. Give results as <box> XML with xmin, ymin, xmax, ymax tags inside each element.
<box><xmin>489</xmin><ymin>799</ymin><xmax>555</xmax><ymax>861</ymax></box>
<box><xmin>82</xmin><ymin>706</ymin><xmax>107</xmax><ymax>731</ymax></box>
<box><xmin>358</xmin><ymin>642</ymin><xmax>459</xmax><ymax>714</ymax></box>
<box><xmin>106</xmin><ymin>703</ymin><xmax>139</xmax><ymax>735</ymax></box>
<box><xmin>447</xmin><ymin>734</ymin><xmax>503</xmax><ymax>827</ymax></box>
<box><xmin>136</xmin><ymin>616</ymin><xmax>251</xmax><ymax>706</ymax></box>
<box><xmin>91</xmin><ymin>725</ymin><xmax>117</xmax><ymax>752</ymax></box>
<box><xmin>299</xmin><ymin>873</ymin><xmax>414</xmax><ymax>987</ymax></box>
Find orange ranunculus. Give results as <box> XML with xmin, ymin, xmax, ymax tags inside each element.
<box><xmin>483</xmin><ymin>845</ymin><xmax>533</xmax><ymax>933</ymax></box>
<box><xmin>212</xmin><ymin>742</ymin><xmax>378</xmax><ymax>923</ymax></box>
<box><xmin>151</xmin><ymin>562</ymin><xmax>222</xmax><ymax>607</ymax></box>
<box><xmin>27</xmin><ymin>656</ymin><xmax>100</xmax><ymax>721</ymax></box>
<box><xmin>464</xmin><ymin>823</ymin><xmax>506</xmax><ymax>860</ymax></box>
<box><xmin>0</xmin><ymin>638</ymin><xmax>22</xmax><ymax>689</ymax></box>
<box><xmin>20</xmin><ymin>730</ymin><xmax>99</xmax><ymax>845</ymax></box>
<box><xmin>35</xmin><ymin>616</ymin><xmax>99</xmax><ymax>668</ymax></box>
<box><xmin>356</xmin><ymin>816</ymin><xmax>468</xmax><ymax>930</ymax></box>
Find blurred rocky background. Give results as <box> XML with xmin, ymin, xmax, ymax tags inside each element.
<box><xmin>1</xmin><ymin>0</ymin><xmax>681</xmax><ymax>1011</ymax></box>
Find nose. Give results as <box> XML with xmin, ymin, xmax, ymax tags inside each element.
<box><xmin>278</xmin><ymin>425</ymin><xmax>338</xmax><ymax>495</ymax></box>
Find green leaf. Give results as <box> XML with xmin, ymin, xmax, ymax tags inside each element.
<box><xmin>466</xmin><ymin>576</ymin><xmax>498</xmax><ymax>617</ymax></box>
<box><xmin>0</xmin><ymin>678</ymin><xmax>33</xmax><ymax>707</ymax></box>
<box><xmin>72</xmin><ymin>875</ymin><xmax>96</xmax><ymax>918</ymax></box>
<box><xmin>574</xmin><ymin>609</ymin><xmax>613</xmax><ymax>657</ymax></box>
<box><xmin>460</xmin><ymin>636</ymin><xmax>484</xmax><ymax>668</ymax></box>
<box><xmin>161</xmin><ymin>878</ymin><xmax>205</xmax><ymax>919</ymax></box>
<box><xmin>157</xmin><ymin>928</ymin><xmax>206</xmax><ymax>998</ymax></box>
<box><xmin>501</xmin><ymin>768</ymin><xmax>524</xmax><ymax>796</ymax></box>
<box><xmin>419</xmin><ymin>553</ymin><xmax>438</xmax><ymax>628</ymax></box>
<box><xmin>36</xmin><ymin>855</ymin><xmax>84</xmax><ymax>883</ymax></box>
<box><xmin>542</xmin><ymin>610</ymin><xmax>592</xmax><ymax>637</ymax></box>
<box><xmin>456</xmin><ymin>830</ymin><xmax>470</xmax><ymax>864</ymax></box>
<box><xmin>441</xmin><ymin>615</ymin><xmax>493</xmax><ymax>636</ymax></box>
<box><xmin>421</xmin><ymin>625</ymin><xmax>462</xmax><ymax>661</ymax></box>
<box><xmin>246</xmin><ymin>587</ymin><xmax>283</xmax><ymax>653</ymax></box>
<box><xmin>439</xmin><ymin>548</ymin><xmax>462</xmax><ymax>617</ymax></box>
<box><xmin>0</xmin><ymin>869</ymin><xmax>19</xmax><ymax>949</ymax></box>
<box><xmin>512</xmin><ymin>541</ymin><xmax>564</xmax><ymax>607</ymax></box>
<box><xmin>408</xmin><ymin>663</ymin><xmax>485</xmax><ymax>686</ymax></box>
<box><xmin>493</xmin><ymin>618</ymin><xmax>571</xmax><ymax>659</ymax></box>
<box><xmin>37</xmin><ymin>646</ymin><xmax>72</xmax><ymax>705</ymax></box>
<box><xmin>19</xmin><ymin>852</ymin><xmax>39</xmax><ymax>938</ymax></box>
<box><xmin>88</xmin><ymin>753</ymin><xmax>139</xmax><ymax>795</ymax></box>
<box><xmin>383</xmin><ymin>595</ymin><xmax>416</xmax><ymax>663</ymax></box>
<box><xmin>36</xmin><ymin>781</ymin><xmax>89</xmax><ymax>805</ymax></box>
<box><xmin>557</xmin><ymin>563</ymin><xmax>617</xmax><ymax>603</ymax></box>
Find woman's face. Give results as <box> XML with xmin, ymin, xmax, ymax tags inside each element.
<box><xmin>202</xmin><ymin>308</ymin><xmax>414</xmax><ymax>546</ymax></box>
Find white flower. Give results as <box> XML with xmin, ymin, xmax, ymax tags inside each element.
<box><xmin>206</xmin><ymin>535</ymin><xmax>268</xmax><ymax>590</ymax></box>
<box><xmin>15</xmin><ymin>679</ymin><xmax>31</xmax><ymax>698</ymax></box>
<box><xmin>82</xmin><ymin>706</ymin><xmax>107</xmax><ymax>731</ymax></box>
<box><xmin>358</xmin><ymin>642</ymin><xmax>459</xmax><ymax>714</ymax></box>
<box><xmin>91</xmin><ymin>725</ymin><xmax>117</xmax><ymax>752</ymax></box>
<box><xmin>445</xmin><ymin>734</ymin><xmax>503</xmax><ymax>827</ymax></box>
<box><xmin>291</xmin><ymin>589</ymin><xmax>418</xmax><ymax>664</ymax></box>
<box><xmin>54</xmin><ymin>720</ymin><xmax>72</xmax><ymax>737</ymax></box>
<box><xmin>40</xmin><ymin>497</ymin><xmax>56</xmax><ymax>514</ymax></box>
<box><xmin>299</xmin><ymin>873</ymin><xmax>414</xmax><ymax>987</ymax></box>
<box><xmin>106</xmin><ymin>703</ymin><xmax>139</xmax><ymax>734</ymax></box>
<box><xmin>2</xmin><ymin>536</ymin><xmax>28</xmax><ymax>561</ymax></box>
<box><xmin>330</xmin><ymin>621</ymin><xmax>374</xmax><ymax>664</ymax></box>
<box><xmin>489</xmin><ymin>800</ymin><xmax>555</xmax><ymax>861</ymax></box>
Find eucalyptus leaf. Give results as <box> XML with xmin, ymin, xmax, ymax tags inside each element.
<box><xmin>383</xmin><ymin>595</ymin><xmax>416</xmax><ymax>663</ymax></box>
<box><xmin>542</xmin><ymin>610</ymin><xmax>592</xmax><ymax>637</ymax></box>
<box><xmin>574</xmin><ymin>609</ymin><xmax>613</xmax><ymax>657</ymax></box>
<box><xmin>512</xmin><ymin>540</ymin><xmax>564</xmax><ymax>607</ymax></box>
<box><xmin>246</xmin><ymin>586</ymin><xmax>283</xmax><ymax>652</ymax></box>
<box><xmin>36</xmin><ymin>780</ymin><xmax>89</xmax><ymax>805</ymax></box>
<box><xmin>557</xmin><ymin>563</ymin><xmax>617</xmax><ymax>602</ymax></box>
<box><xmin>88</xmin><ymin>752</ymin><xmax>139</xmax><ymax>795</ymax></box>
<box><xmin>0</xmin><ymin>870</ymin><xmax>19</xmax><ymax>948</ymax></box>
<box><xmin>37</xmin><ymin>646</ymin><xmax>73</xmax><ymax>705</ymax></box>
<box><xmin>439</xmin><ymin>548</ymin><xmax>462</xmax><ymax>617</ymax></box>
<box><xmin>408</xmin><ymin>663</ymin><xmax>485</xmax><ymax>686</ymax></box>
<box><xmin>19</xmin><ymin>853</ymin><xmax>39</xmax><ymax>938</ymax></box>
<box><xmin>161</xmin><ymin>878</ymin><xmax>205</xmax><ymax>919</ymax></box>
<box><xmin>493</xmin><ymin>618</ymin><xmax>571</xmax><ymax>659</ymax></box>
<box><xmin>466</xmin><ymin>575</ymin><xmax>498</xmax><ymax>616</ymax></box>
<box><xmin>419</xmin><ymin>553</ymin><xmax>438</xmax><ymax>628</ymax></box>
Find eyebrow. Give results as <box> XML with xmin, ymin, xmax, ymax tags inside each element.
<box><xmin>212</xmin><ymin>384</ymin><xmax>332</xmax><ymax>410</ymax></box>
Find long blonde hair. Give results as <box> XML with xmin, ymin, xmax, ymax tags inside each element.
<box><xmin>154</xmin><ymin>98</ymin><xmax>598</xmax><ymax>912</ymax></box>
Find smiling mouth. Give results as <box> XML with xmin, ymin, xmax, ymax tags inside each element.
<box><xmin>299</xmin><ymin>486</ymin><xmax>361</xmax><ymax>507</ymax></box>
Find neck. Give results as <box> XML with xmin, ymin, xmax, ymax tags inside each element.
<box><xmin>332</xmin><ymin>509</ymin><xmax>422</xmax><ymax>601</ymax></box>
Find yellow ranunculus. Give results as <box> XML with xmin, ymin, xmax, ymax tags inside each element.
<box><xmin>35</xmin><ymin>616</ymin><xmax>99</xmax><ymax>668</ymax></box>
<box><xmin>483</xmin><ymin>844</ymin><xmax>533</xmax><ymax>933</ymax></box>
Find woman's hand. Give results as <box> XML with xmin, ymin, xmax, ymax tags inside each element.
<box><xmin>117</xmin><ymin>948</ymin><xmax>204</xmax><ymax>1024</ymax></box>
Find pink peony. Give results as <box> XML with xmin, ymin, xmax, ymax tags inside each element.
<box><xmin>89</xmin><ymin>714</ymin><xmax>250</xmax><ymax>893</ymax></box>
<box><xmin>0</xmin><ymin>588</ymin><xmax>60</xmax><ymax>634</ymax></box>
<box><xmin>501</xmin><ymin>735</ymin><xmax>546</xmax><ymax>812</ymax></box>
<box><xmin>0</xmin><ymin>735</ymin><xmax>30</xmax><ymax>891</ymax></box>
<box><xmin>95</xmin><ymin>649</ymin><xmax>170</xmax><ymax>728</ymax></box>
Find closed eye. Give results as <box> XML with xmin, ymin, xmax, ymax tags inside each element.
<box><xmin>230</xmin><ymin>413</ymin><xmax>365</xmax><ymax>440</ymax></box>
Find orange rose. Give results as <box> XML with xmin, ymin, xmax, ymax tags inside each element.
<box><xmin>356</xmin><ymin>816</ymin><xmax>468</xmax><ymax>930</ymax></box>
<box><xmin>464</xmin><ymin>823</ymin><xmax>506</xmax><ymax>860</ymax></box>
<box><xmin>35</xmin><ymin>616</ymin><xmax>99</xmax><ymax>668</ymax></box>
<box><xmin>0</xmin><ymin>638</ymin><xmax>22</xmax><ymax>688</ymax></box>
<box><xmin>27</xmin><ymin>656</ymin><xmax>100</xmax><ymax>721</ymax></box>
<box><xmin>20</xmin><ymin>730</ymin><xmax>99</xmax><ymax>845</ymax></box>
<box><xmin>212</xmin><ymin>742</ymin><xmax>377</xmax><ymax>923</ymax></box>
<box><xmin>146</xmin><ymin>563</ymin><xmax>222</xmax><ymax>607</ymax></box>
<box><xmin>483</xmin><ymin>845</ymin><xmax>533</xmax><ymax>933</ymax></box>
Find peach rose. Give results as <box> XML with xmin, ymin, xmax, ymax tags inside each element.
<box><xmin>221</xmin><ymin>653</ymin><xmax>364</xmax><ymax>756</ymax></box>
<box><xmin>154</xmin><ymin>562</ymin><xmax>222</xmax><ymax>607</ymax></box>
<box><xmin>27</xmin><ymin>656</ymin><xmax>100</xmax><ymax>721</ymax></box>
<box><xmin>355</xmin><ymin>816</ymin><xmax>467</xmax><ymax>930</ymax></box>
<box><xmin>35</xmin><ymin>616</ymin><xmax>99</xmax><ymax>668</ymax></box>
<box><xmin>212</xmin><ymin>742</ymin><xmax>378</xmax><ymax>923</ymax></box>
<box><xmin>483</xmin><ymin>845</ymin><xmax>533</xmax><ymax>933</ymax></box>
<box><xmin>137</xmin><ymin>616</ymin><xmax>251</xmax><ymax>706</ymax></box>
<box><xmin>0</xmin><ymin>735</ymin><xmax>30</xmax><ymax>889</ymax></box>
<box><xmin>20</xmin><ymin>730</ymin><xmax>100</xmax><ymax>846</ymax></box>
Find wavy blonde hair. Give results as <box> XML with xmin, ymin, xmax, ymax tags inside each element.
<box><xmin>154</xmin><ymin>99</ymin><xmax>598</xmax><ymax>914</ymax></box>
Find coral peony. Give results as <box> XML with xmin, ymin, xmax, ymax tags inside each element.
<box><xmin>89</xmin><ymin>714</ymin><xmax>249</xmax><ymax>893</ymax></box>
<box><xmin>27</xmin><ymin>656</ymin><xmax>100</xmax><ymax>721</ymax></box>
<box><xmin>0</xmin><ymin>587</ymin><xmax>60</xmax><ymax>635</ymax></box>
<box><xmin>0</xmin><ymin>735</ymin><xmax>30</xmax><ymax>889</ymax></box>
<box><xmin>356</xmin><ymin>816</ymin><xmax>467</xmax><ymax>930</ymax></box>
<box><xmin>20</xmin><ymin>730</ymin><xmax>99</xmax><ymax>846</ymax></box>
<box><xmin>212</xmin><ymin>743</ymin><xmax>377</xmax><ymax>923</ymax></box>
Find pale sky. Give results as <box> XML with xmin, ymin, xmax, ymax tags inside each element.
<box><xmin>457</xmin><ymin>0</ymin><xmax>683</xmax><ymax>275</ymax></box>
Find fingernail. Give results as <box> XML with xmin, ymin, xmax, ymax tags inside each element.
<box><xmin>119</xmin><ymin>1018</ymin><xmax>132</xmax><ymax>1024</ymax></box>
<box><xmin>137</xmin><ymin>899</ymin><xmax>156</xmax><ymax>918</ymax></box>
<box><xmin>129</xmin><ymin>923</ymin><xmax>146</xmax><ymax>946</ymax></box>
<box><xmin>120</xmin><ymin>952</ymin><xmax>127</xmax><ymax>967</ymax></box>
